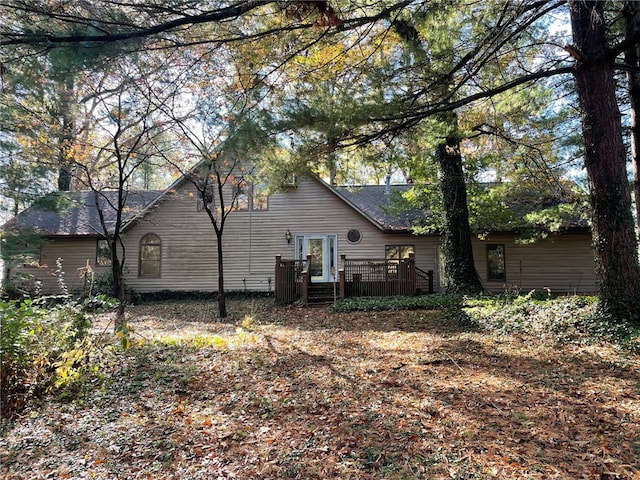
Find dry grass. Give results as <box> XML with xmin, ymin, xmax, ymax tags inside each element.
<box><xmin>1</xmin><ymin>299</ymin><xmax>639</xmax><ymax>479</ymax></box>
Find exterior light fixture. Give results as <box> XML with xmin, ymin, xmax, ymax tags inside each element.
<box><xmin>285</xmin><ymin>229</ymin><xmax>292</xmax><ymax>243</ymax></box>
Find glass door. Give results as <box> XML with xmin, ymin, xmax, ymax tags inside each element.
<box><xmin>295</xmin><ymin>235</ymin><xmax>337</xmax><ymax>282</ymax></box>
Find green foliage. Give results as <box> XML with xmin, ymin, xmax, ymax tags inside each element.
<box><xmin>463</xmin><ymin>291</ymin><xmax>597</xmax><ymax>335</ymax></box>
<box><xmin>0</xmin><ymin>296</ymin><xmax>113</xmax><ymax>418</ymax></box>
<box><xmin>461</xmin><ymin>293</ymin><xmax>639</xmax><ymax>348</ymax></box>
<box><xmin>88</xmin><ymin>269</ymin><xmax>141</xmax><ymax>305</ymax></box>
<box><xmin>0</xmin><ymin>227</ymin><xmax>48</xmax><ymax>268</ymax></box>
<box><xmin>405</xmin><ymin>179</ymin><xmax>590</xmax><ymax>239</ymax></box>
<box><xmin>1</xmin><ymin>272</ymin><xmax>42</xmax><ymax>299</ymax></box>
<box><xmin>332</xmin><ymin>292</ymin><xmax>639</xmax><ymax>350</ymax></box>
<box><xmin>331</xmin><ymin>294</ymin><xmax>463</xmax><ymax>312</ymax></box>
<box><xmin>468</xmin><ymin>181</ymin><xmax>590</xmax><ymax>240</ymax></box>
<box><xmin>115</xmin><ymin>322</ymin><xmax>134</xmax><ymax>350</ymax></box>
<box><xmin>91</xmin><ymin>270</ymin><xmax>115</xmax><ymax>297</ymax></box>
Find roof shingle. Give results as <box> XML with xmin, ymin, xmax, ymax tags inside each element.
<box><xmin>3</xmin><ymin>190</ymin><xmax>163</xmax><ymax>237</ymax></box>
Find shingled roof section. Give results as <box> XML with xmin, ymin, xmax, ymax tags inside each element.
<box><xmin>330</xmin><ymin>184</ymin><xmax>428</xmax><ymax>232</ymax></box>
<box><xmin>3</xmin><ymin>190</ymin><xmax>163</xmax><ymax>237</ymax></box>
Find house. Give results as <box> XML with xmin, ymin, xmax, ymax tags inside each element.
<box><xmin>1</xmin><ymin>174</ymin><xmax>597</xmax><ymax>299</ymax></box>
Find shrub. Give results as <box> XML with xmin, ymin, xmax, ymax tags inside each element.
<box><xmin>1</xmin><ymin>300</ymin><xmax>48</xmax><ymax>416</ymax></box>
<box><xmin>463</xmin><ymin>293</ymin><xmax>597</xmax><ymax>335</ymax></box>
<box><xmin>331</xmin><ymin>294</ymin><xmax>463</xmax><ymax>312</ymax></box>
<box><xmin>1</xmin><ymin>272</ymin><xmax>42</xmax><ymax>299</ymax></box>
<box><xmin>463</xmin><ymin>293</ymin><xmax>639</xmax><ymax>348</ymax></box>
<box><xmin>0</xmin><ymin>296</ymin><xmax>113</xmax><ymax>418</ymax></box>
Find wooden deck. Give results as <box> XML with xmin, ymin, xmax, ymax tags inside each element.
<box><xmin>275</xmin><ymin>254</ymin><xmax>434</xmax><ymax>305</ymax></box>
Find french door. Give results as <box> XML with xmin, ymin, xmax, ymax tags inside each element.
<box><xmin>295</xmin><ymin>235</ymin><xmax>338</xmax><ymax>282</ymax></box>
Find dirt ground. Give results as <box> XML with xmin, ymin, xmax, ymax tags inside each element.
<box><xmin>1</xmin><ymin>299</ymin><xmax>639</xmax><ymax>479</ymax></box>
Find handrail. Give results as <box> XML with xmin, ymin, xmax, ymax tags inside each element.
<box><xmin>415</xmin><ymin>266</ymin><xmax>434</xmax><ymax>294</ymax></box>
<box><xmin>415</xmin><ymin>266</ymin><xmax>431</xmax><ymax>279</ymax></box>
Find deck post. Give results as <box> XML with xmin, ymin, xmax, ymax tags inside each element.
<box><xmin>275</xmin><ymin>255</ymin><xmax>282</xmax><ymax>303</ymax></box>
<box><xmin>408</xmin><ymin>252</ymin><xmax>417</xmax><ymax>294</ymax></box>
<box><xmin>306</xmin><ymin>254</ymin><xmax>313</xmax><ymax>284</ymax></box>
<box><xmin>301</xmin><ymin>270</ymin><xmax>309</xmax><ymax>305</ymax></box>
<box><xmin>339</xmin><ymin>254</ymin><xmax>346</xmax><ymax>300</ymax></box>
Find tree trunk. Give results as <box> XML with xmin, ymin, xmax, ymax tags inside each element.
<box><xmin>216</xmin><ymin>233</ymin><xmax>227</xmax><ymax>319</ymax></box>
<box><xmin>436</xmin><ymin>133</ymin><xmax>484</xmax><ymax>295</ymax></box>
<box><xmin>56</xmin><ymin>76</ymin><xmax>75</xmax><ymax>192</ymax></box>
<box><xmin>624</xmin><ymin>1</ymin><xmax>640</xmax><ymax>237</ymax></box>
<box><xmin>569</xmin><ymin>0</ymin><xmax>640</xmax><ymax>322</ymax></box>
<box><xmin>110</xmin><ymin>241</ymin><xmax>126</xmax><ymax>330</ymax></box>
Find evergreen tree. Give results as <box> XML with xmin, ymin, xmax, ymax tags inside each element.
<box><xmin>623</xmin><ymin>1</ymin><xmax>640</xmax><ymax>235</ymax></box>
<box><xmin>568</xmin><ymin>0</ymin><xmax>640</xmax><ymax>320</ymax></box>
<box><xmin>2</xmin><ymin>0</ymin><xmax>640</xmax><ymax>321</ymax></box>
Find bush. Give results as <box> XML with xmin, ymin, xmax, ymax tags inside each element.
<box><xmin>463</xmin><ymin>292</ymin><xmax>597</xmax><ymax>335</ymax></box>
<box><xmin>0</xmin><ymin>296</ymin><xmax>113</xmax><ymax>418</ymax></box>
<box><xmin>1</xmin><ymin>272</ymin><xmax>42</xmax><ymax>299</ymax></box>
<box><xmin>331</xmin><ymin>294</ymin><xmax>463</xmax><ymax>312</ymax></box>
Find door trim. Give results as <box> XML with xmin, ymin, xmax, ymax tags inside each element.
<box><xmin>295</xmin><ymin>234</ymin><xmax>338</xmax><ymax>282</ymax></box>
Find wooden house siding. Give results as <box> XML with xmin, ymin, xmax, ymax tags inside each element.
<box><xmin>122</xmin><ymin>185</ymin><xmax>218</xmax><ymax>292</ymax></box>
<box><xmin>472</xmin><ymin>233</ymin><xmax>596</xmax><ymax>294</ymax></box>
<box><xmin>121</xmin><ymin>178</ymin><xmax>438</xmax><ymax>292</ymax></box>
<box><xmin>9</xmin><ymin>175</ymin><xmax>597</xmax><ymax>296</ymax></box>
<box><xmin>15</xmin><ymin>238</ymin><xmax>110</xmax><ymax>294</ymax></box>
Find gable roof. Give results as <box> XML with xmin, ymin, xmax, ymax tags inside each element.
<box><xmin>3</xmin><ymin>175</ymin><xmax>589</xmax><ymax>238</ymax></box>
<box><xmin>2</xmin><ymin>190</ymin><xmax>163</xmax><ymax>237</ymax></box>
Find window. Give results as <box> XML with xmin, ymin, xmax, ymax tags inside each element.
<box><xmin>284</xmin><ymin>174</ymin><xmax>297</xmax><ymax>187</ymax></box>
<box><xmin>385</xmin><ymin>245</ymin><xmax>414</xmax><ymax>277</ymax></box>
<box><xmin>139</xmin><ymin>233</ymin><xmax>161</xmax><ymax>278</ymax></box>
<box><xmin>487</xmin><ymin>244</ymin><xmax>506</xmax><ymax>281</ymax></box>
<box><xmin>233</xmin><ymin>181</ymin><xmax>268</xmax><ymax>211</ymax></box>
<box><xmin>385</xmin><ymin>245</ymin><xmax>414</xmax><ymax>262</ymax></box>
<box><xmin>96</xmin><ymin>239</ymin><xmax>112</xmax><ymax>266</ymax></box>
<box><xmin>347</xmin><ymin>229</ymin><xmax>362</xmax><ymax>244</ymax></box>
<box><xmin>233</xmin><ymin>182</ymin><xmax>249</xmax><ymax>211</ymax></box>
<box><xmin>251</xmin><ymin>182</ymin><xmax>268</xmax><ymax>210</ymax></box>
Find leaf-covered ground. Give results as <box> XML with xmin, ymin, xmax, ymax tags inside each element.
<box><xmin>2</xmin><ymin>299</ymin><xmax>639</xmax><ymax>479</ymax></box>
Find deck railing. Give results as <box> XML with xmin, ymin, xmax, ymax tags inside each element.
<box><xmin>343</xmin><ymin>256</ymin><xmax>416</xmax><ymax>297</ymax></box>
<box><xmin>274</xmin><ymin>255</ymin><xmax>306</xmax><ymax>304</ymax></box>
<box><xmin>416</xmin><ymin>266</ymin><xmax>435</xmax><ymax>295</ymax></box>
<box><xmin>275</xmin><ymin>253</ymin><xmax>434</xmax><ymax>304</ymax></box>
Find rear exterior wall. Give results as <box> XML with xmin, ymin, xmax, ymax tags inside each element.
<box><xmin>471</xmin><ymin>233</ymin><xmax>596</xmax><ymax>294</ymax></box>
<box><xmin>121</xmin><ymin>178</ymin><xmax>440</xmax><ymax>293</ymax></box>
<box><xmin>11</xmin><ymin>237</ymin><xmax>110</xmax><ymax>295</ymax></box>
<box><xmin>14</xmin><ymin>178</ymin><xmax>597</xmax><ymax>296</ymax></box>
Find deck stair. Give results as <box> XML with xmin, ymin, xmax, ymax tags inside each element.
<box><xmin>307</xmin><ymin>282</ymin><xmax>338</xmax><ymax>304</ymax></box>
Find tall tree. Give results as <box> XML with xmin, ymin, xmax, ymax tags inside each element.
<box><xmin>623</xmin><ymin>1</ymin><xmax>640</xmax><ymax>234</ymax></box>
<box><xmin>390</xmin><ymin>5</ymin><xmax>485</xmax><ymax>295</ymax></box>
<box><xmin>0</xmin><ymin>54</ymin><xmax>74</xmax><ymax>206</ymax></box>
<box><xmin>3</xmin><ymin>0</ymin><xmax>640</xmax><ymax>321</ymax></box>
<box><xmin>435</xmin><ymin>117</ymin><xmax>484</xmax><ymax>295</ymax></box>
<box><xmin>568</xmin><ymin>0</ymin><xmax>640</xmax><ymax>320</ymax></box>
<box><xmin>71</xmin><ymin>60</ymin><xmax>174</xmax><ymax>327</ymax></box>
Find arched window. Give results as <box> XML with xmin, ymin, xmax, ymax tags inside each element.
<box><xmin>139</xmin><ymin>233</ymin><xmax>161</xmax><ymax>278</ymax></box>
